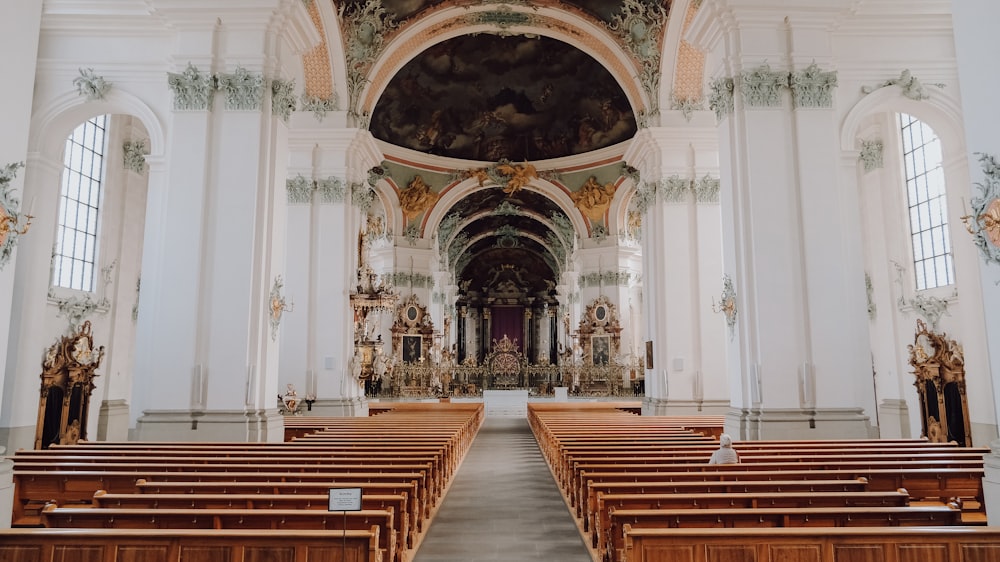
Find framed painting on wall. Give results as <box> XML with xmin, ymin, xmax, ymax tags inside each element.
<box><xmin>592</xmin><ymin>335</ymin><xmax>610</xmax><ymax>366</ymax></box>
<box><xmin>402</xmin><ymin>335</ymin><xmax>422</xmax><ymax>363</ymax></box>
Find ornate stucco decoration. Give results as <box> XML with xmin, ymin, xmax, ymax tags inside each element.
<box><xmin>859</xmin><ymin>139</ymin><xmax>884</xmax><ymax>173</ymax></box>
<box><xmin>269</xmin><ymin>276</ymin><xmax>292</xmax><ymax>341</ymax></box>
<box><xmin>217</xmin><ymin>66</ymin><xmax>263</xmax><ymax>111</ymax></box>
<box><xmin>861</xmin><ymin>69</ymin><xmax>944</xmax><ymax>101</ymax></box>
<box><xmin>621</xmin><ymin>163</ymin><xmax>640</xmax><ymax>185</ymax></box>
<box><xmin>403</xmin><ymin>223</ymin><xmax>420</xmax><ymax>245</ymax></box>
<box><xmin>695</xmin><ymin>174</ymin><xmax>720</xmax><ymax>203</ymax></box>
<box><xmin>579</xmin><ymin>270</ymin><xmax>636</xmax><ymax>288</ymax></box>
<box><xmin>591</xmin><ymin>224</ymin><xmax>608</xmax><ymax>242</ymax></box>
<box><xmin>898</xmin><ymin>290</ymin><xmax>955</xmax><ymax>332</ymax></box>
<box><xmin>74</xmin><ymin>68</ymin><xmax>111</xmax><ymax>101</ymax></box>
<box><xmin>317</xmin><ymin>177</ymin><xmax>345</xmax><ymax>204</ymax></box>
<box><xmin>271</xmin><ymin>79</ymin><xmax>297</xmax><ymax>122</ymax></box>
<box><xmin>50</xmin><ymin>292</ymin><xmax>109</xmax><ymax>331</ymax></box>
<box><xmin>865</xmin><ymin>272</ymin><xmax>876</xmax><ymax>320</ymax></box>
<box><xmin>659</xmin><ymin>175</ymin><xmax>690</xmax><ymax>203</ymax></box>
<box><xmin>545</xmin><ymin>231</ymin><xmax>568</xmax><ymax>266</ymax></box>
<box><xmin>632</xmin><ymin>181</ymin><xmax>656</xmax><ymax>214</ymax></box>
<box><xmin>712</xmin><ymin>274</ymin><xmax>738</xmax><ymax>340</ymax></box>
<box><xmin>708</xmin><ymin>77</ymin><xmax>735</xmax><ymax>120</ymax></box>
<box><xmin>300</xmin><ymin>93</ymin><xmax>338</xmax><ymax>121</ymax></box>
<box><xmin>669</xmin><ymin>92</ymin><xmax>704</xmax><ymax>122</ymax></box>
<box><xmin>447</xmin><ymin>232</ymin><xmax>469</xmax><ymax>266</ymax></box>
<box><xmin>0</xmin><ymin>162</ymin><xmax>32</xmax><ymax>271</ymax></box>
<box><xmin>464</xmin><ymin>6</ymin><xmax>538</xmax><ymax>36</ymax></box>
<box><xmin>494</xmin><ymin>161</ymin><xmax>537</xmax><ymax>196</ymax></box>
<box><xmin>549</xmin><ymin>210</ymin><xmax>575</xmax><ymax>244</ymax></box>
<box><xmin>286</xmin><ymin>175</ymin><xmax>313</xmax><ymax>205</ymax></box>
<box><xmin>351</xmin><ymin>181</ymin><xmax>375</xmax><ymax>211</ymax></box>
<box><xmin>494</xmin><ymin>225</ymin><xmax>521</xmax><ymax>249</ymax></box>
<box><xmin>790</xmin><ymin>63</ymin><xmax>837</xmax><ymax>109</ymax></box>
<box><xmin>122</xmin><ymin>140</ymin><xmax>148</xmax><ymax>174</ymax></box>
<box><xmin>960</xmin><ymin>153</ymin><xmax>1000</xmax><ymax>268</ymax></box>
<box><xmin>437</xmin><ymin>212</ymin><xmax>461</xmax><ymax>245</ymax></box>
<box><xmin>606</xmin><ymin>0</ymin><xmax>667</xmax><ymax>116</ymax></box>
<box><xmin>391</xmin><ymin>271</ymin><xmax>434</xmax><ymax>290</ymax></box>
<box><xmin>167</xmin><ymin>63</ymin><xmax>216</xmax><ymax>111</ymax></box>
<box><xmin>494</xmin><ymin>201</ymin><xmax>521</xmax><ymax>216</ymax></box>
<box><xmin>132</xmin><ymin>277</ymin><xmax>140</xmax><ymax>322</ymax></box>
<box><xmin>571</xmin><ymin>176</ymin><xmax>617</xmax><ymax>221</ymax></box>
<box><xmin>399</xmin><ymin>174</ymin><xmax>439</xmax><ymax>222</ymax></box>
<box><xmin>621</xmin><ymin>210</ymin><xmax>642</xmax><ymax>246</ymax></box>
<box><xmin>739</xmin><ymin>64</ymin><xmax>789</xmax><ymax>108</ymax></box>
<box><xmin>341</xmin><ymin>0</ymin><xmax>399</xmax><ymax>119</ymax></box>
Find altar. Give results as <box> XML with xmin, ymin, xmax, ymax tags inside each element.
<box><xmin>483</xmin><ymin>390</ymin><xmax>530</xmax><ymax>417</ymax></box>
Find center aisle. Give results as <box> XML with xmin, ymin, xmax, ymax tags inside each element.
<box><xmin>413</xmin><ymin>417</ymin><xmax>591</xmax><ymax>562</ymax></box>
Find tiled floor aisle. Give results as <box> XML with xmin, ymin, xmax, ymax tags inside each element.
<box><xmin>412</xmin><ymin>417</ymin><xmax>592</xmax><ymax>562</ymax></box>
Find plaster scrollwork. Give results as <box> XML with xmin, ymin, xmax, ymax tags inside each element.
<box><xmin>341</xmin><ymin>0</ymin><xmax>399</xmax><ymax>115</ymax></box>
<box><xmin>403</xmin><ymin>223</ymin><xmax>420</xmax><ymax>245</ymax></box>
<box><xmin>695</xmin><ymin>174</ymin><xmax>720</xmax><ymax>203</ymax></box>
<box><xmin>712</xmin><ymin>274</ymin><xmax>738</xmax><ymax>340</ymax></box>
<box><xmin>579</xmin><ymin>270</ymin><xmax>636</xmax><ymax>288</ymax></box>
<box><xmin>50</xmin><ymin>292</ymin><xmax>109</xmax><ymax>332</ymax></box>
<box><xmin>167</xmin><ymin>63</ymin><xmax>216</xmax><ymax>111</ymax></box>
<box><xmin>892</xmin><ymin>260</ymin><xmax>956</xmax><ymax>331</ymax></box>
<box><xmin>300</xmin><ymin>94</ymin><xmax>338</xmax><ymax>121</ymax></box>
<box><xmin>659</xmin><ymin>175</ymin><xmax>691</xmax><ymax>203</ymax></box>
<box><xmin>132</xmin><ymin>277</ymin><xmax>141</xmax><ymax>322</ymax></box>
<box><xmin>494</xmin><ymin>201</ymin><xmax>521</xmax><ymax>216</ymax></box>
<box><xmin>739</xmin><ymin>64</ymin><xmax>789</xmax><ymax>108</ymax></box>
<box><xmin>865</xmin><ymin>272</ymin><xmax>876</xmax><ymax>320</ymax></box>
<box><xmin>621</xmin><ymin>164</ymin><xmax>640</xmax><ymax>186</ymax></box>
<box><xmin>606</xmin><ymin>0</ymin><xmax>667</xmax><ymax>115</ymax></box>
<box><xmin>961</xmin><ymin>153</ymin><xmax>1000</xmax><ymax>268</ymax></box>
<box><xmin>632</xmin><ymin>181</ymin><xmax>656</xmax><ymax>214</ymax></box>
<box><xmin>0</xmin><ymin>162</ymin><xmax>33</xmax><ymax>272</ymax></box>
<box><xmin>549</xmin><ymin>210</ymin><xmax>575</xmax><ymax>244</ymax></box>
<box><xmin>789</xmin><ymin>63</ymin><xmax>837</xmax><ymax>109</ymax></box>
<box><xmin>708</xmin><ymin>77</ymin><xmax>735</xmax><ymax>120</ymax></box>
<box><xmin>464</xmin><ymin>6</ymin><xmax>538</xmax><ymax>36</ymax></box>
<box><xmin>859</xmin><ymin>139</ymin><xmax>884</xmax><ymax>173</ymax></box>
<box><xmin>545</xmin><ymin>231</ymin><xmax>568</xmax><ymax>266</ymax></box>
<box><xmin>591</xmin><ymin>224</ymin><xmax>608</xmax><ymax>243</ymax></box>
<box><xmin>217</xmin><ymin>66</ymin><xmax>264</xmax><ymax>111</ymax></box>
<box><xmin>74</xmin><ymin>68</ymin><xmax>111</xmax><ymax>101</ymax></box>
<box><xmin>122</xmin><ymin>140</ymin><xmax>149</xmax><ymax>174</ymax></box>
<box><xmin>437</xmin><ymin>212</ymin><xmax>461</xmax><ymax>244</ymax></box>
<box><xmin>669</xmin><ymin>92</ymin><xmax>705</xmax><ymax>122</ymax></box>
<box><xmin>286</xmin><ymin>175</ymin><xmax>313</xmax><ymax>205</ymax></box>
<box><xmin>271</xmin><ymin>79</ymin><xmax>297</xmax><ymax>122</ymax></box>
<box><xmin>351</xmin><ymin>182</ymin><xmax>375</xmax><ymax>211</ymax></box>
<box><xmin>367</xmin><ymin>165</ymin><xmax>387</xmax><ymax>188</ymax></box>
<box><xmin>317</xmin><ymin>177</ymin><xmax>346</xmax><ymax>204</ymax></box>
<box><xmin>268</xmin><ymin>276</ymin><xmax>293</xmax><ymax>341</ymax></box>
<box><xmin>861</xmin><ymin>69</ymin><xmax>944</xmax><ymax>101</ymax></box>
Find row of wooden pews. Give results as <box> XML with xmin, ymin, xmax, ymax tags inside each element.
<box><xmin>527</xmin><ymin>403</ymin><xmax>1000</xmax><ymax>562</ymax></box>
<box><xmin>2</xmin><ymin>402</ymin><xmax>484</xmax><ymax>562</ymax></box>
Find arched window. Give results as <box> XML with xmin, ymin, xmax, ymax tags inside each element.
<box><xmin>53</xmin><ymin>115</ymin><xmax>108</xmax><ymax>292</ymax></box>
<box><xmin>899</xmin><ymin>113</ymin><xmax>954</xmax><ymax>290</ymax></box>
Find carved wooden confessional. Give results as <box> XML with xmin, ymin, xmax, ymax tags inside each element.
<box><xmin>908</xmin><ymin>319</ymin><xmax>971</xmax><ymax>446</ymax></box>
<box><xmin>34</xmin><ymin>321</ymin><xmax>105</xmax><ymax>449</ymax></box>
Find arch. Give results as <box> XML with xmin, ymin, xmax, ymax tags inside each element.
<box><xmin>28</xmin><ymin>89</ymin><xmax>167</xmax><ymax>160</ymax></box>
<box><xmin>356</xmin><ymin>5</ymin><xmax>650</xmax><ymax>124</ymax></box>
<box><xmin>840</xmin><ymin>87</ymin><xmax>966</xmax><ymax>160</ymax></box>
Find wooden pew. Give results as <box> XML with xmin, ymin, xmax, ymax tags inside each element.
<box><xmin>591</xmin><ymin>489</ymin><xmax>911</xmax><ymax>550</ymax></box>
<box><xmin>604</xmin><ymin>505</ymin><xmax>962</xmax><ymax>562</ymax></box>
<box><xmin>12</xmin><ymin>469</ymin><xmax>427</xmax><ymax>528</ymax></box>
<box><xmin>92</xmin><ymin>489</ymin><xmax>415</xmax><ymax>551</ymax></box>
<box><xmin>620</xmin><ymin>526</ymin><xmax>1000</xmax><ymax>562</ymax></box>
<box><xmin>41</xmin><ymin>503</ymin><xmax>398</xmax><ymax>562</ymax></box>
<box><xmin>0</xmin><ymin>528</ymin><xmax>384</xmax><ymax>562</ymax></box>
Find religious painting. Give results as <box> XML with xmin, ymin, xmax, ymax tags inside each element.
<box><xmin>645</xmin><ymin>340</ymin><xmax>654</xmax><ymax>369</ymax></box>
<box><xmin>592</xmin><ymin>335</ymin><xmax>610</xmax><ymax>366</ymax></box>
<box><xmin>403</xmin><ymin>335</ymin><xmax>422</xmax><ymax>364</ymax></box>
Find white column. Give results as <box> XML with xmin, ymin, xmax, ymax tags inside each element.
<box><xmin>951</xmin><ymin>0</ymin><xmax>1000</xmax><ymax>525</ymax></box>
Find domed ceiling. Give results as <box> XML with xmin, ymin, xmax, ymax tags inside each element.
<box><xmin>343</xmin><ymin>0</ymin><xmax>663</xmax><ymax>300</ymax></box>
<box><xmin>370</xmin><ymin>34</ymin><xmax>637</xmax><ymax>161</ymax></box>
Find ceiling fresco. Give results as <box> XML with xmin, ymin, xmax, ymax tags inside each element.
<box><xmin>370</xmin><ymin>34</ymin><xmax>637</xmax><ymax>161</ymax></box>
<box><xmin>336</xmin><ymin>0</ymin><xmax>657</xmax><ymax>28</ymax></box>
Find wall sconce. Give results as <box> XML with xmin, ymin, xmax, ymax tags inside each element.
<box><xmin>711</xmin><ymin>274</ymin><xmax>738</xmax><ymax>340</ymax></box>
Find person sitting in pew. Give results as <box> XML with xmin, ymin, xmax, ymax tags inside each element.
<box><xmin>708</xmin><ymin>433</ymin><xmax>740</xmax><ymax>465</ymax></box>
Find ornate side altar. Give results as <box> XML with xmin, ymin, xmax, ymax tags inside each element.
<box><xmin>35</xmin><ymin>321</ymin><xmax>105</xmax><ymax>448</ymax></box>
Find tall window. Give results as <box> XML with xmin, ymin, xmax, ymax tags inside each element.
<box><xmin>899</xmin><ymin>113</ymin><xmax>954</xmax><ymax>290</ymax></box>
<box><xmin>53</xmin><ymin>115</ymin><xmax>108</xmax><ymax>292</ymax></box>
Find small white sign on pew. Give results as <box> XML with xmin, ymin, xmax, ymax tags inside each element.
<box><xmin>328</xmin><ymin>487</ymin><xmax>363</xmax><ymax>511</ymax></box>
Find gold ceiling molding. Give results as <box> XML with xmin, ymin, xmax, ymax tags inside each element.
<box><xmin>301</xmin><ymin>0</ymin><xmax>334</xmax><ymax>100</ymax></box>
<box><xmin>360</xmin><ymin>8</ymin><xmax>648</xmax><ymax>121</ymax></box>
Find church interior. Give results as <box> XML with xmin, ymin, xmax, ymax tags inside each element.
<box><xmin>2</xmin><ymin>0</ymin><xmax>1000</xmax><ymax>558</ymax></box>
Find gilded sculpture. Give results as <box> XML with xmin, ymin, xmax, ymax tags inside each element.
<box><xmin>399</xmin><ymin>174</ymin><xmax>439</xmax><ymax>222</ymax></box>
<box><xmin>495</xmin><ymin>162</ymin><xmax>537</xmax><ymax>196</ymax></box>
<box><xmin>571</xmin><ymin>175</ymin><xmax>617</xmax><ymax>221</ymax></box>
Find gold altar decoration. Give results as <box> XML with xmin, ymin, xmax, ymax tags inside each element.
<box><xmin>35</xmin><ymin>320</ymin><xmax>105</xmax><ymax>448</ymax></box>
<box><xmin>908</xmin><ymin>319</ymin><xmax>971</xmax><ymax>446</ymax></box>
<box><xmin>350</xmin><ymin>265</ymin><xmax>397</xmax><ymax>380</ymax></box>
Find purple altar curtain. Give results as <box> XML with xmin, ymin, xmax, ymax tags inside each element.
<box><xmin>490</xmin><ymin>306</ymin><xmax>524</xmax><ymax>351</ymax></box>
